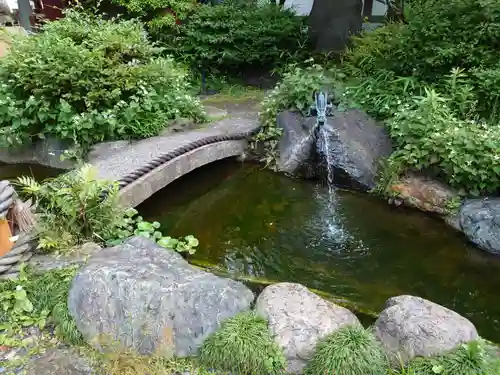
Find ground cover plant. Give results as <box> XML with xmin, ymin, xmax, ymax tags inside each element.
<box><xmin>0</xmin><ymin>9</ymin><xmax>205</xmax><ymax>154</ymax></box>
<box><xmin>303</xmin><ymin>324</ymin><xmax>386</xmax><ymax>375</ymax></box>
<box><xmin>393</xmin><ymin>340</ymin><xmax>500</xmax><ymax>375</ymax></box>
<box><xmin>0</xmin><ymin>266</ymin><xmax>82</xmax><ymax>346</ymax></box>
<box><xmin>199</xmin><ymin>311</ymin><xmax>286</xmax><ymax>375</ymax></box>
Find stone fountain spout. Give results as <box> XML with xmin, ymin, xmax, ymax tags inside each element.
<box><xmin>276</xmin><ymin>88</ymin><xmax>393</xmax><ymax>190</ymax></box>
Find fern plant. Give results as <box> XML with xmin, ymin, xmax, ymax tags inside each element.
<box><xmin>16</xmin><ymin>164</ymin><xmax>125</xmax><ymax>252</ymax></box>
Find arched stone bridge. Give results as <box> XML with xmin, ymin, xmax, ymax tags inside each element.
<box><xmin>0</xmin><ymin>110</ymin><xmax>260</xmax><ymax>208</ymax></box>
<box><xmin>92</xmin><ymin>114</ymin><xmax>259</xmax><ymax>207</ymax></box>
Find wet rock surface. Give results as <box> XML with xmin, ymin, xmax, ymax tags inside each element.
<box><xmin>374</xmin><ymin>295</ymin><xmax>479</xmax><ymax>363</ymax></box>
<box><xmin>459</xmin><ymin>198</ymin><xmax>500</xmax><ymax>255</ymax></box>
<box><xmin>276</xmin><ymin>108</ymin><xmax>392</xmax><ymax>190</ymax></box>
<box><xmin>319</xmin><ymin>108</ymin><xmax>392</xmax><ymax>191</ymax></box>
<box><xmin>276</xmin><ymin>111</ymin><xmax>318</xmax><ymax>179</ymax></box>
<box><xmin>68</xmin><ymin>236</ymin><xmax>254</xmax><ymax>358</ymax></box>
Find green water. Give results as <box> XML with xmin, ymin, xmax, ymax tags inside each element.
<box><xmin>139</xmin><ymin>159</ymin><xmax>500</xmax><ymax>341</ymax></box>
<box><xmin>0</xmin><ymin>163</ymin><xmax>62</xmax><ymax>181</ymax></box>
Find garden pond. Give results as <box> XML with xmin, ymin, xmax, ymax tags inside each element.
<box><xmin>139</xmin><ymin>158</ymin><xmax>500</xmax><ymax>342</ymax></box>
<box><xmin>0</xmin><ymin>162</ymin><xmax>62</xmax><ymax>181</ymax></box>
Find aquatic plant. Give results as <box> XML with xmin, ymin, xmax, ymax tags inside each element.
<box><xmin>303</xmin><ymin>324</ymin><xmax>386</xmax><ymax>375</ymax></box>
<box><xmin>199</xmin><ymin>311</ymin><xmax>286</xmax><ymax>375</ymax></box>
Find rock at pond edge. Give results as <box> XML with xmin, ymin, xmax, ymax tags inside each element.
<box><xmin>276</xmin><ymin>111</ymin><xmax>317</xmax><ymax>179</ymax></box>
<box><xmin>374</xmin><ymin>295</ymin><xmax>479</xmax><ymax>363</ymax></box>
<box><xmin>255</xmin><ymin>282</ymin><xmax>361</xmax><ymax>374</ymax></box>
<box><xmin>68</xmin><ymin>236</ymin><xmax>254</xmax><ymax>358</ymax></box>
<box><xmin>459</xmin><ymin>197</ymin><xmax>500</xmax><ymax>255</ymax></box>
<box><xmin>389</xmin><ymin>173</ymin><xmax>457</xmax><ymax>215</ymax></box>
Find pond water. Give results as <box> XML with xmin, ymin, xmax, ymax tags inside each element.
<box><xmin>0</xmin><ymin>163</ymin><xmax>62</xmax><ymax>181</ymax></box>
<box><xmin>139</xmin><ymin>158</ymin><xmax>500</xmax><ymax>342</ymax></box>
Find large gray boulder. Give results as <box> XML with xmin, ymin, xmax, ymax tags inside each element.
<box><xmin>374</xmin><ymin>295</ymin><xmax>479</xmax><ymax>363</ymax></box>
<box><xmin>276</xmin><ymin>111</ymin><xmax>318</xmax><ymax>179</ymax></box>
<box><xmin>459</xmin><ymin>198</ymin><xmax>500</xmax><ymax>255</ymax></box>
<box><xmin>320</xmin><ymin>108</ymin><xmax>392</xmax><ymax>191</ymax></box>
<box><xmin>255</xmin><ymin>282</ymin><xmax>360</xmax><ymax>374</ymax></box>
<box><xmin>68</xmin><ymin>236</ymin><xmax>254</xmax><ymax>357</ymax></box>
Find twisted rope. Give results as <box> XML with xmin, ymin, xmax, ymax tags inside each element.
<box><xmin>117</xmin><ymin>129</ymin><xmax>258</xmax><ymax>189</ymax></box>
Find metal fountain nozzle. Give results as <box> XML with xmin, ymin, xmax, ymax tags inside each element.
<box><xmin>315</xmin><ymin>91</ymin><xmax>328</xmax><ymax>126</ymax></box>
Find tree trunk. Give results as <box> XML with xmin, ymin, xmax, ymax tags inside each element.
<box><xmin>308</xmin><ymin>0</ymin><xmax>363</xmax><ymax>54</ymax></box>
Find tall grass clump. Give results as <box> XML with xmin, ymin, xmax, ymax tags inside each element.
<box><xmin>303</xmin><ymin>324</ymin><xmax>386</xmax><ymax>375</ymax></box>
<box><xmin>199</xmin><ymin>311</ymin><xmax>286</xmax><ymax>375</ymax></box>
<box><xmin>405</xmin><ymin>340</ymin><xmax>500</xmax><ymax>375</ymax></box>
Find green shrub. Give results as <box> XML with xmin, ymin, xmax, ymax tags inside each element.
<box><xmin>0</xmin><ymin>266</ymin><xmax>83</xmax><ymax>346</ymax></box>
<box><xmin>109</xmin><ymin>0</ymin><xmax>197</xmax><ymax>32</ymax></box>
<box><xmin>160</xmin><ymin>2</ymin><xmax>310</xmax><ymax>73</ymax></box>
<box><xmin>405</xmin><ymin>340</ymin><xmax>500</xmax><ymax>375</ymax></box>
<box><xmin>0</xmin><ymin>10</ymin><xmax>205</xmax><ymax>152</ymax></box>
<box><xmin>341</xmin><ymin>0</ymin><xmax>500</xmax><ymax>120</ymax></box>
<box><xmin>199</xmin><ymin>311</ymin><xmax>286</xmax><ymax>375</ymax></box>
<box><xmin>303</xmin><ymin>324</ymin><xmax>386</xmax><ymax>375</ymax></box>
<box><xmin>16</xmin><ymin>164</ymin><xmax>125</xmax><ymax>252</ymax></box>
<box><xmin>15</xmin><ymin>165</ymin><xmax>200</xmax><ymax>254</ymax></box>
<box><xmin>387</xmin><ymin>88</ymin><xmax>500</xmax><ymax>195</ymax></box>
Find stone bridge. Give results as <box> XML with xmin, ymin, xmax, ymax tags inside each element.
<box><xmin>0</xmin><ymin>110</ymin><xmax>259</xmax><ymax>207</ymax></box>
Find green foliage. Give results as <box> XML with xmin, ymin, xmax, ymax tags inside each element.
<box><xmin>0</xmin><ymin>266</ymin><xmax>83</xmax><ymax>346</ymax></box>
<box><xmin>387</xmin><ymin>88</ymin><xmax>500</xmax><ymax>195</ymax></box>
<box><xmin>16</xmin><ymin>165</ymin><xmax>199</xmax><ymax>254</ymax></box>
<box><xmin>343</xmin><ymin>0</ymin><xmax>500</xmax><ymax>120</ymax></box>
<box><xmin>303</xmin><ymin>325</ymin><xmax>386</xmax><ymax>375</ymax></box>
<box><xmin>402</xmin><ymin>340</ymin><xmax>500</xmax><ymax>375</ymax></box>
<box><xmin>335</xmin><ymin>0</ymin><xmax>500</xmax><ymax>196</ymax></box>
<box><xmin>16</xmin><ymin>164</ymin><xmax>125</xmax><ymax>252</ymax></box>
<box><xmin>255</xmin><ymin>62</ymin><xmax>337</xmax><ymax>168</ymax></box>
<box><xmin>108</xmin><ymin>208</ymin><xmax>199</xmax><ymax>254</ymax></box>
<box><xmin>160</xmin><ymin>2</ymin><xmax>310</xmax><ymax>73</ymax></box>
<box><xmin>0</xmin><ymin>10</ymin><xmax>205</xmax><ymax>152</ymax></box>
<box><xmin>109</xmin><ymin>0</ymin><xmax>197</xmax><ymax>32</ymax></box>
<box><xmin>199</xmin><ymin>311</ymin><xmax>286</xmax><ymax>375</ymax></box>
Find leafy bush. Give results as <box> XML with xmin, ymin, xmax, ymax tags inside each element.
<box><xmin>16</xmin><ymin>165</ymin><xmax>125</xmax><ymax>252</ymax></box>
<box><xmin>109</xmin><ymin>0</ymin><xmax>197</xmax><ymax>32</ymax></box>
<box><xmin>342</xmin><ymin>0</ymin><xmax>500</xmax><ymax>121</ymax></box>
<box><xmin>159</xmin><ymin>2</ymin><xmax>310</xmax><ymax>73</ymax></box>
<box><xmin>303</xmin><ymin>324</ymin><xmax>386</xmax><ymax>375</ymax></box>
<box><xmin>199</xmin><ymin>311</ymin><xmax>286</xmax><ymax>375</ymax></box>
<box><xmin>387</xmin><ymin>88</ymin><xmax>500</xmax><ymax>195</ymax></box>
<box><xmin>0</xmin><ymin>266</ymin><xmax>83</xmax><ymax>346</ymax></box>
<box><xmin>0</xmin><ymin>10</ymin><xmax>205</xmax><ymax>152</ymax></box>
<box><xmin>405</xmin><ymin>340</ymin><xmax>500</xmax><ymax>375</ymax></box>
<box><xmin>16</xmin><ymin>165</ymin><xmax>200</xmax><ymax>254</ymax></box>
